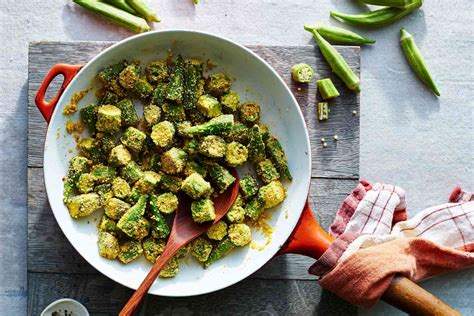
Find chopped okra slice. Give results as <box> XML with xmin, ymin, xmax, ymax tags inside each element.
<box><xmin>142</xmin><ymin>238</ymin><xmax>166</xmax><ymax>263</ymax></box>
<box><xmin>118</xmin><ymin>240</ymin><xmax>143</xmax><ymax>264</ymax></box>
<box><xmin>119</xmin><ymin>63</ymin><xmax>141</xmax><ymax>90</ymax></box>
<box><xmin>239</xmin><ymin>175</ymin><xmax>258</xmax><ymax>200</ymax></box>
<box><xmin>133</xmin><ymin>171</ymin><xmax>161</xmax><ymax>194</ymax></box>
<box><xmin>199</xmin><ymin>135</ymin><xmax>227</xmax><ymax>158</ymax></box>
<box><xmin>207</xmin><ymin>221</ymin><xmax>228</xmax><ymax>241</ymax></box>
<box><xmin>116</xmin><ymin>99</ymin><xmax>139</xmax><ymax>126</ymax></box>
<box><xmin>317</xmin><ymin>78</ymin><xmax>340</xmax><ymax>100</ymax></box>
<box><xmin>133</xmin><ymin>77</ymin><xmax>154</xmax><ymax>99</ymax></box>
<box><xmin>220</xmin><ymin>91</ymin><xmax>240</xmax><ymax>113</ymax></box>
<box><xmin>208</xmin><ymin>164</ymin><xmax>236</xmax><ymax>193</ymax></box>
<box><xmin>104</xmin><ymin>197</ymin><xmax>131</xmax><ymax>220</ymax></box>
<box><xmin>96</xmin><ymin>133</ymin><xmax>117</xmax><ymax>155</ymax></box>
<box><xmin>159</xmin><ymin>174</ymin><xmax>182</xmax><ymax>193</ymax></box>
<box><xmin>228</xmin><ymin>223</ymin><xmax>252</xmax><ymax>247</ymax></box>
<box><xmin>100</xmin><ymin>91</ymin><xmax>119</xmax><ymax>106</ymax></box>
<box><xmin>121</xmin><ymin>161</ymin><xmax>143</xmax><ymax>184</ymax></box>
<box><xmin>149</xmin><ymin>194</ymin><xmax>171</xmax><ymax>238</ymax></box>
<box><xmin>183</xmin><ymin>114</ymin><xmax>234</xmax><ymax>136</ymax></box>
<box><xmin>77</xmin><ymin>173</ymin><xmax>95</xmax><ymax>194</ymax></box>
<box><xmin>248</xmin><ymin>125</ymin><xmax>266</xmax><ymax>163</ymax></box>
<box><xmin>265</xmin><ymin>136</ymin><xmax>292</xmax><ymax>181</ymax></box>
<box><xmin>181</xmin><ymin>173</ymin><xmax>212</xmax><ymax>199</ymax></box>
<box><xmin>80</xmin><ymin>104</ymin><xmax>98</xmax><ymax>135</ymax></box>
<box><xmin>225</xmin><ymin>121</ymin><xmax>249</xmax><ymax>145</ymax></box>
<box><xmin>96</xmin><ymin>105</ymin><xmax>122</xmax><ymax>133</ymax></box>
<box><xmin>256</xmin><ymin>159</ymin><xmax>280</xmax><ymax>184</ymax></box>
<box><xmin>98</xmin><ymin>61</ymin><xmax>127</xmax><ymax>86</ymax></box>
<box><xmin>191</xmin><ymin>237</ymin><xmax>213</xmax><ymax>262</ymax></box>
<box><xmin>258</xmin><ymin>180</ymin><xmax>287</xmax><ymax>209</ymax></box>
<box><xmin>162</xmin><ymin>102</ymin><xmax>186</xmax><ymax>122</ymax></box>
<box><xmin>226</xmin><ymin>204</ymin><xmax>246</xmax><ymax>223</ymax></box>
<box><xmin>291</xmin><ymin>63</ymin><xmax>314</xmax><ymax>83</ymax></box>
<box><xmin>116</xmin><ymin>196</ymin><xmax>147</xmax><ymax>238</ymax></box>
<box><xmin>98</xmin><ymin>231</ymin><xmax>120</xmax><ymax>260</ymax></box>
<box><xmin>160</xmin><ymin>147</ymin><xmax>187</xmax><ymax>174</ymax></box>
<box><xmin>166</xmin><ymin>55</ymin><xmax>184</xmax><ymax>103</ymax></box>
<box><xmin>317</xmin><ymin>102</ymin><xmax>330</xmax><ymax>121</ymax></box>
<box><xmin>67</xmin><ymin>193</ymin><xmax>101</xmax><ymax>219</ymax></box>
<box><xmin>176</xmin><ymin>243</ymin><xmax>192</xmax><ymax>259</ymax></box>
<box><xmin>79</xmin><ymin>138</ymin><xmax>104</xmax><ymax>163</ymax></box>
<box><xmin>245</xmin><ymin>196</ymin><xmax>265</xmax><ymax>221</ymax></box>
<box><xmin>143</xmin><ymin>104</ymin><xmax>162</xmax><ymax>127</ymax></box>
<box><xmin>108</xmin><ymin>145</ymin><xmax>132</xmax><ymax>167</ymax></box>
<box><xmin>206</xmin><ymin>73</ymin><xmax>231</xmax><ymax>97</ymax></box>
<box><xmin>151</xmin><ymin>82</ymin><xmax>168</xmax><ymax>105</ymax></box>
<box><xmin>151</xmin><ymin>121</ymin><xmax>175</xmax><ymax>148</ymax></box>
<box><xmin>238</xmin><ymin>102</ymin><xmax>260</xmax><ymax>126</ymax></box>
<box><xmin>197</xmin><ymin>94</ymin><xmax>222</xmax><ymax>118</ymax></box>
<box><xmin>91</xmin><ymin>164</ymin><xmax>116</xmax><ymax>184</ymax></box>
<box><xmin>159</xmin><ymin>256</ymin><xmax>179</xmax><ymax>278</ymax></box>
<box><xmin>99</xmin><ymin>215</ymin><xmax>118</xmax><ymax>235</ymax></box>
<box><xmin>204</xmin><ymin>237</ymin><xmax>235</xmax><ymax>268</ymax></box>
<box><xmin>225</xmin><ymin>141</ymin><xmax>248</xmax><ymax>167</ymax></box>
<box><xmin>121</xmin><ymin>127</ymin><xmax>147</xmax><ymax>152</ymax></box>
<box><xmin>146</xmin><ymin>60</ymin><xmax>169</xmax><ymax>83</ymax></box>
<box><xmin>191</xmin><ymin>198</ymin><xmax>216</xmax><ymax>223</ymax></box>
<box><xmin>184</xmin><ymin>160</ymin><xmax>208</xmax><ymax>178</ymax></box>
<box><xmin>183</xmin><ymin>60</ymin><xmax>203</xmax><ymax>110</ymax></box>
<box><xmin>152</xmin><ymin>192</ymin><xmax>179</xmax><ymax>214</ymax></box>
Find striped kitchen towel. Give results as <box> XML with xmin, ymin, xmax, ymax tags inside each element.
<box><xmin>309</xmin><ymin>182</ymin><xmax>474</xmax><ymax>308</ymax></box>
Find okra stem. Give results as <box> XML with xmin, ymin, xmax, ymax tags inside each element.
<box><xmin>126</xmin><ymin>0</ymin><xmax>160</xmax><ymax>22</ymax></box>
<box><xmin>103</xmin><ymin>0</ymin><xmax>137</xmax><ymax>14</ymax></box>
<box><xmin>400</xmin><ymin>28</ymin><xmax>440</xmax><ymax>96</ymax></box>
<box><xmin>312</xmin><ymin>30</ymin><xmax>360</xmax><ymax>92</ymax></box>
<box><xmin>304</xmin><ymin>23</ymin><xmax>376</xmax><ymax>45</ymax></box>
<box><xmin>73</xmin><ymin>0</ymin><xmax>150</xmax><ymax>33</ymax></box>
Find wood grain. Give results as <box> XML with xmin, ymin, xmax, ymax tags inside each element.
<box><xmin>27</xmin><ymin>42</ymin><xmax>360</xmax><ymax>314</ymax></box>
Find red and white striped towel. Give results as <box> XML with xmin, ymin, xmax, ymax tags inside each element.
<box><xmin>309</xmin><ymin>182</ymin><xmax>474</xmax><ymax>308</ymax></box>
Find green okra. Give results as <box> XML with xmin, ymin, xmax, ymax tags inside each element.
<box><xmin>317</xmin><ymin>102</ymin><xmax>330</xmax><ymax>121</ymax></box>
<box><xmin>166</xmin><ymin>55</ymin><xmax>185</xmax><ymax>103</ymax></box>
<box><xmin>330</xmin><ymin>0</ymin><xmax>422</xmax><ymax>27</ymax></box>
<box><xmin>116</xmin><ymin>195</ymin><xmax>147</xmax><ymax>237</ymax></box>
<box><xmin>183</xmin><ymin>114</ymin><xmax>234</xmax><ymax>136</ymax></box>
<box><xmin>313</xmin><ymin>31</ymin><xmax>360</xmax><ymax>92</ymax></box>
<box><xmin>149</xmin><ymin>194</ymin><xmax>171</xmax><ymax>238</ymax></box>
<box><xmin>116</xmin><ymin>99</ymin><xmax>139</xmax><ymax>126</ymax></box>
<box><xmin>317</xmin><ymin>78</ymin><xmax>340</xmax><ymax>100</ymax></box>
<box><xmin>204</xmin><ymin>238</ymin><xmax>235</xmax><ymax>267</ymax></box>
<box><xmin>400</xmin><ymin>28</ymin><xmax>440</xmax><ymax>96</ymax></box>
<box><xmin>304</xmin><ymin>23</ymin><xmax>375</xmax><ymax>45</ymax></box>
<box><xmin>126</xmin><ymin>0</ymin><xmax>160</xmax><ymax>22</ymax></box>
<box><xmin>248</xmin><ymin>125</ymin><xmax>266</xmax><ymax>163</ymax></box>
<box><xmin>357</xmin><ymin>0</ymin><xmax>416</xmax><ymax>9</ymax></box>
<box><xmin>183</xmin><ymin>60</ymin><xmax>203</xmax><ymax>110</ymax></box>
<box><xmin>73</xmin><ymin>0</ymin><xmax>150</xmax><ymax>33</ymax></box>
<box><xmin>290</xmin><ymin>63</ymin><xmax>314</xmax><ymax>83</ymax></box>
<box><xmin>80</xmin><ymin>104</ymin><xmax>98</xmax><ymax>135</ymax></box>
<box><xmin>265</xmin><ymin>136</ymin><xmax>292</xmax><ymax>181</ymax></box>
<box><xmin>103</xmin><ymin>0</ymin><xmax>137</xmax><ymax>14</ymax></box>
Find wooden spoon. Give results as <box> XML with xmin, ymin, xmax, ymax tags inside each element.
<box><xmin>120</xmin><ymin>170</ymin><xmax>240</xmax><ymax>315</ymax></box>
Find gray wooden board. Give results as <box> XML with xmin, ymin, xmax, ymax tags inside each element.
<box><xmin>28</xmin><ymin>42</ymin><xmax>360</xmax><ymax>314</ymax></box>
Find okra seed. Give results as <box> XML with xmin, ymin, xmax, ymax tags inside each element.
<box><xmin>320</xmin><ymin>138</ymin><xmax>325</xmax><ymax>142</ymax></box>
<box><xmin>352</xmin><ymin>110</ymin><xmax>357</xmax><ymax>116</ymax></box>
<box><xmin>322</xmin><ymin>142</ymin><xmax>328</xmax><ymax>148</ymax></box>
<box><xmin>333</xmin><ymin>135</ymin><xmax>339</xmax><ymax>140</ymax></box>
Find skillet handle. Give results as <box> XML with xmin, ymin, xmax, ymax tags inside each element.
<box><xmin>279</xmin><ymin>199</ymin><xmax>460</xmax><ymax>315</ymax></box>
<box><xmin>35</xmin><ymin>64</ymin><xmax>82</xmax><ymax>123</ymax></box>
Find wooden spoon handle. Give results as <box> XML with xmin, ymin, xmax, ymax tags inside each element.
<box><xmin>119</xmin><ymin>243</ymin><xmax>180</xmax><ymax>316</ymax></box>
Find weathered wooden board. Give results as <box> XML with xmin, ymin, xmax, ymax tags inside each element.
<box><xmin>28</xmin><ymin>42</ymin><xmax>360</xmax><ymax>314</ymax></box>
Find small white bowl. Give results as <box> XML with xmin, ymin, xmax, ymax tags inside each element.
<box><xmin>40</xmin><ymin>298</ymin><xmax>89</xmax><ymax>316</ymax></box>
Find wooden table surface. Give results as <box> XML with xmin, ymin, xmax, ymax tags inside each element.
<box><xmin>27</xmin><ymin>42</ymin><xmax>360</xmax><ymax>314</ymax></box>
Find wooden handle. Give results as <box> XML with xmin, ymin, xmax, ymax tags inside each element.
<box><xmin>280</xmin><ymin>199</ymin><xmax>461</xmax><ymax>315</ymax></box>
<box><xmin>35</xmin><ymin>64</ymin><xmax>82</xmax><ymax>123</ymax></box>
<box><xmin>119</xmin><ymin>243</ymin><xmax>180</xmax><ymax>316</ymax></box>
<box><xmin>383</xmin><ymin>276</ymin><xmax>461</xmax><ymax>316</ymax></box>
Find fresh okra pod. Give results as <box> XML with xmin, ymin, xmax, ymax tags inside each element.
<box><xmin>330</xmin><ymin>0</ymin><xmax>422</xmax><ymax>27</ymax></box>
<box><xmin>400</xmin><ymin>28</ymin><xmax>440</xmax><ymax>96</ymax></box>
<box><xmin>317</xmin><ymin>79</ymin><xmax>340</xmax><ymax>100</ymax></box>
<box><xmin>357</xmin><ymin>0</ymin><xmax>416</xmax><ymax>9</ymax></box>
<box><xmin>103</xmin><ymin>0</ymin><xmax>137</xmax><ymax>14</ymax></box>
<box><xmin>304</xmin><ymin>23</ymin><xmax>376</xmax><ymax>45</ymax></box>
<box><xmin>317</xmin><ymin>102</ymin><xmax>330</xmax><ymax>121</ymax></box>
<box><xmin>313</xmin><ymin>31</ymin><xmax>360</xmax><ymax>92</ymax></box>
<box><xmin>126</xmin><ymin>0</ymin><xmax>160</xmax><ymax>22</ymax></box>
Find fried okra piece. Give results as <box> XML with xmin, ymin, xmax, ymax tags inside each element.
<box><xmin>183</xmin><ymin>59</ymin><xmax>203</xmax><ymax>110</ymax></box>
<box><xmin>116</xmin><ymin>196</ymin><xmax>147</xmax><ymax>238</ymax></box>
<box><xmin>208</xmin><ymin>164</ymin><xmax>236</xmax><ymax>193</ymax></box>
<box><xmin>96</xmin><ymin>105</ymin><xmax>122</xmax><ymax>133</ymax></box>
<box><xmin>225</xmin><ymin>142</ymin><xmax>248</xmax><ymax>167</ymax></box>
<box><xmin>159</xmin><ymin>174</ymin><xmax>182</xmax><ymax>193</ymax></box>
<box><xmin>197</xmin><ymin>95</ymin><xmax>222</xmax><ymax>118</ymax></box>
<box><xmin>207</xmin><ymin>221</ymin><xmax>228</xmax><ymax>241</ymax></box>
<box><xmin>133</xmin><ymin>77</ymin><xmax>154</xmax><ymax>99</ymax></box>
<box><xmin>245</xmin><ymin>196</ymin><xmax>265</xmax><ymax>221</ymax></box>
<box><xmin>183</xmin><ymin>114</ymin><xmax>233</xmax><ymax>136</ymax></box>
<box><xmin>206</xmin><ymin>73</ymin><xmax>231</xmax><ymax>97</ymax></box>
<box><xmin>121</xmin><ymin>161</ymin><xmax>143</xmax><ymax>184</ymax></box>
<box><xmin>96</xmin><ymin>132</ymin><xmax>117</xmax><ymax>155</ymax></box>
<box><xmin>257</xmin><ymin>123</ymin><xmax>271</xmax><ymax>142</ymax></box>
<box><xmin>98</xmin><ymin>61</ymin><xmax>127</xmax><ymax>86</ymax></box>
<box><xmin>94</xmin><ymin>183</ymin><xmax>114</xmax><ymax>205</ymax></box>
<box><xmin>159</xmin><ymin>256</ymin><xmax>179</xmax><ymax>278</ymax></box>
<box><xmin>184</xmin><ymin>161</ymin><xmax>207</xmax><ymax>178</ymax></box>
<box><xmin>151</xmin><ymin>82</ymin><xmax>168</xmax><ymax>106</ymax></box>
<box><xmin>176</xmin><ymin>243</ymin><xmax>192</xmax><ymax>259</ymax></box>
<box><xmin>248</xmin><ymin>125</ymin><xmax>266</xmax><ymax>163</ymax></box>
<box><xmin>239</xmin><ymin>175</ymin><xmax>258</xmax><ymax>200</ymax></box>
<box><xmin>265</xmin><ymin>136</ymin><xmax>292</xmax><ymax>181</ymax></box>
<box><xmin>143</xmin><ymin>104</ymin><xmax>162</xmax><ymax>127</ymax></box>
<box><xmin>175</xmin><ymin>121</ymin><xmax>192</xmax><ymax>138</ymax></box>
<box><xmin>153</xmin><ymin>192</ymin><xmax>179</xmax><ymax>214</ymax></box>
<box><xmin>104</xmin><ymin>197</ymin><xmax>131</xmax><ymax>220</ymax></box>
<box><xmin>204</xmin><ymin>237</ymin><xmax>235</xmax><ymax>268</ymax></box>
<box><xmin>142</xmin><ymin>238</ymin><xmax>166</xmax><ymax>263</ymax></box>
<box><xmin>121</xmin><ymin>127</ymin><xmax>147</xmax><ymax>152</ymax></box>
<box><xmin>187</xmin><ymin>108</ymin><xmax>207</xmax><ymax>125</ymax></box>
<box><xmin>258</xmin><ymin>180</ymin><xmax>287</xmax><ymax>209</ymax></box>
<box><xmin>146</xmin><ymin>60</ymin><xmax>169</xmax><ymax>83</ymax></box>
<box><xmin>79</xmin><ymin>138</ymin><xmax>104</xmax><ymax>163</ymax></box>
<box><xmin>98</xmin><ymin>231</ymin><xmax>120</xmax><ymax>259</ymax></box>
<box><xmin>80</xmin><ymin>104</ymin><xmax>98</xmax><ymax>135</ymax></box>
<box><xmin>112</xmin><ymin>177</ymin><xmax>131</xmax><ymax>199</ymax></box>
<box><xmin>199</xmin><ymin>135</ymin><xmax>227</xmax><ymax>158</ymax></box>
<box><xmin>115</xmin><ymin>99</ymin><xmax>139</xmax><ymax>126</ymax></box>
<box><xmin>181</xmin><ymin>173</ymin><xmax>212</xmax><ymax>199</ymax></box>
<box><xmin>226</xmin><ymin>202</ymin><xmax>246</xmax><ymax>223</ymax></box>
<box><xmin>133</xmin><ymin>171</ymin><xmax>161</xmax><ymax>194</ymax></box>
<box><xmin>191</xmin><ymin>237</ymin><xmax>213</xmax><ymax>262</ymax></box>
<box><xmin>228</xmin><ymin>223</ymin><xmax>252</xmax><ymax>247</ymax></box>
<box><xmin>65</xmin><ymin>156</ymin><xmax>91</xmax><ymax>199</ymax></box>
<box><xmin>161</xmin><ymin>147</ymin><xmax>187</xmax><ymax>174</ymax></box>
<box><xmin>256</xmin><ymin>159</ymin><xmax>280</xmax><ymax>184</ymax></box>
<box><xmin>162</xmin><ymin>102</ymin><xmax>186</xmax><ymax>122</ymax></box>
<box><xmin>119</xmin><ymin>63</ymin><xmax>141</xmax><ymax>90</ymax></box>
<box><xmin>91</xmin><ymin>164</ymin><xmax>116</xmax><ymax>184</ymax></box>
<box><xmin>183</xmin><ymin>138</ymin><xmax>200</xmax><ymax>157</ymax></box>
<box><xmin>166</xmin><ymin>55</ymin><xmax>184</xmax><ymax>103</ymax></box>
<box><xmin>151</xmin><ymin>121</ymin><xmax>175</xmax><ymax>148</ymax></box>
<box><xmin>108</xmin><ymin>145</ymin><xmax>132</xmax><ymax>167</ymax></box>
<box><xmin>77</xmin><ymin>173</ymin><xmax>95</xmax><ymax>194</ymax></box>
<box><xmin>238</xmin><ymin>102</ymin><xmax>260</xmax><ymax>126</ymax></box>
<box><xmin>99</xmin><ymin>215</ymin><xmax>119</xmax><ymax>235</ymax></box>
<box><xmin>118</xmin><ymin>240</ymin><xmax>143</xmax><ymax>264</ymax></box>
<box><xmin>225</xmin><ymin>121</ymin><xmax>249</xmax><ymax>145</ymax></box>
<box><xmin>67</xmin><ymin>193</ymin><xmax>101</xmax><ymax>218</ymax></box>
<box><xmin>100</xmin><ymin>91</ymin><xmax>119</xmax><ymax>106</ymax></box>
<box><xmin>220</xmin><ymin>91</ymin><xmax>240</xmax><ymax>113</ymax></box>
<box><xmin>149</xmin><ymin>194</ymin><xmax>170</xmax><ymax>239</ymax></box>
<box><xmin>191</xmin><ymin>198</ymin><xmax>216</xmax><ymax>223</ymax></box>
